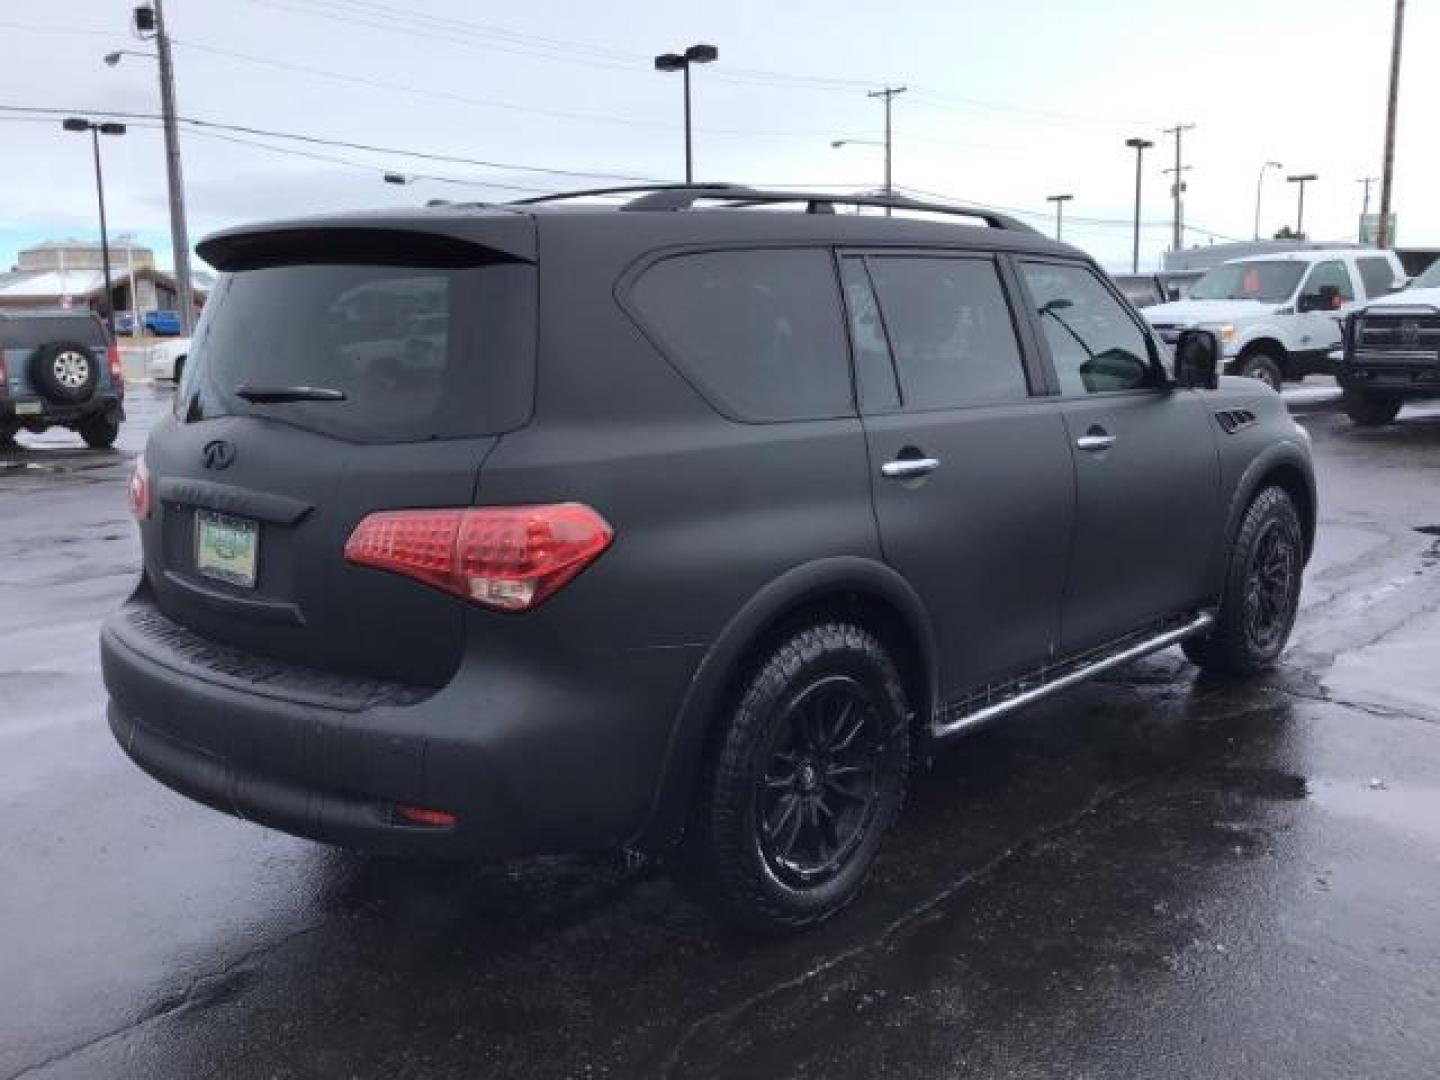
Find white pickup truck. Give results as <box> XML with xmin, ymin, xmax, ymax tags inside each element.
<box><xmin>1143</xmin><ymin>248</ymin><xmax>1408</xmax><ymax>389</ymax></box>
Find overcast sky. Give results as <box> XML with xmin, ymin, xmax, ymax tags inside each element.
<box><xmin>1</xmin><ymin>0</ymin><xmax>1433</xmax><ymax>275</ymax></box>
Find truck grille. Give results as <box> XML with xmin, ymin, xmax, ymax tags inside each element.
<box><xmin>1354</xmin><ymin>309</ymin><xmax>1440</xmax><ymax>362</ymax></box>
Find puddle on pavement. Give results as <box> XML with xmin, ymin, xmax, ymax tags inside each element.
<box><xmin>1307</xmin><ymin>779</ymin><xmax>1440</xmax><ymax>844</ymax></box>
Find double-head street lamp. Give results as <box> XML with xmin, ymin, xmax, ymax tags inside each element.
<box><xmin>654</xmin><ymin>43</ymin><xmax>718</xmax><ymax>184</ymax></box>
<box><xmin>1287</xmin><ymin>173</ymin><xmax>1318</xmax><ymax>238</ymax></box>
<box><xmin>1124</xmin><ymin>137</ymin><xmax>1154</xmax><ymax>273</ymax></box>
<box><xmin>1253</xmin><ymin>161</ymin><xmax>1283</xmax><ymax>240</ymax></box>
<box><xmin>1046</xmin><ymin>193</ymin><xmax>1074</xmax><ymax>241</ymax></box>
<box><xmin>62</xmin><ymin>118</ymin><xmax>126</xmax><ymax>335</ymax></box>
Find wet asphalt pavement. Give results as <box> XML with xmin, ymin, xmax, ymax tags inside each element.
<box><xmin>3</xmin><ymin>385</ymin><xmax>1439</xmax><ymax>1079</ymax></box>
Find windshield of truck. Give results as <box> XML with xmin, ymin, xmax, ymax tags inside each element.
<box><xmin>1189</xmin><ymin>261</ymin><xmax>1306</xmax><ymax>303</ymax></box>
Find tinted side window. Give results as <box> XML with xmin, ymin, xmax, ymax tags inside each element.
<box><xmin>864</xmin><ymin>256</ymin><xmax>1028</xmax><ymax>409</ymax></box>
<box><xmin>1304</xmin><ymin>260</ymin><xmax>1355</xmax><ymax>301</ymax></box>
<box><xmin>1357</xmin><ymin>256</ymin><xmax>1398</xmax><ymax>299</ymax></box>
<box><xmin>838</xmin><ymin>257</ymin><xmax>899</xmax><ymax>411</ymax></box>
<box><xmin>1020</xmin><ymin>262</ymin><xmax>1154</xmax><ymax>396</ymax></box>
<box><xmin>629</xmin><ymin>249</ymin><xmax>853</xmax><ymax>422</ymax></box>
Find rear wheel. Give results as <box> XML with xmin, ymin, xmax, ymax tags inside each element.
<box><xmin>683</xmin><ymin>622</ymin><xmax>910</xmax><ymax>934</ymax></box>
<box><xmin>1184</xmin><ymin>486</ymin><xmax>1303</xmax><ymax>676</ymax></box>
<box><xmin>1342</xmin><ymin>388</ymin><xmax>1402</xmax><ymax>427</ymax></box>
<box><xmin>1238</xmin><ymin>352</ymin><xmax>1284</xmax><ymax>390</ymax></box>
<box><xmin>78</xmin><ymin>413</ymin><xmax>120</xmax><ymax>449</ymax></box>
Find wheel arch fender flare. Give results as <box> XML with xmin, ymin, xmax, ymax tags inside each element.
<box><xmin>1212</xmin><ymin>440</ymin><xmax>1317</xmax><ymax>594</ymax></box>
<box><xmin>629</xmin><ymin>555</ymin><xmax>938</xmax><ymax>853</ymax></box>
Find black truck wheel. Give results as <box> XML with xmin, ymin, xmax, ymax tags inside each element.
<box><xmin>1342</xmin><ymin>388</ymin><xmax>1403</xmax><ymax>427</ymax></box>
<box><xmin>1184</xmin><ymin>486</ymin><xmax>1303</xmax><ymax>676</ymax></box>
<box><xmin>683</xmin><ymin>622</ymin><xmax>911</xmax><ymax>934</ymax></box>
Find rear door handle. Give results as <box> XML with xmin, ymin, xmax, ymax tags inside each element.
<box><xmin>881</xmin><ymin>457</ymin><xmax>941</xmax><ymax>479</ymax></box>
<box><xmin>1075</xmin><ymin>433</ymin><xmax>1117</xmax><ymax>452</ymax></box>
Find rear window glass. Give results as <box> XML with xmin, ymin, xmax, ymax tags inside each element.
<box><xmin>1</xmin><ymin>314</ymin><xmax>106</xmax><ymax>349</ymax></box>
<box><xmin>628</xmin><ymin>249</ymin><xmax>853</xmax><ymax>422</ymax></box>
<box><xmin>1357</xmin><ymin>256</ymin><xmax>1398</xmax><ymax>299</ymax></box>
<box><xmin>180</xmin><ymin>262</ymin><xmax>535</xmax><ymax>442</ymax></box>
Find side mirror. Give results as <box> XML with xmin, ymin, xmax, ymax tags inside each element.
<box><xmin>1174</xmin><ymin>329</ymin><xmax>1220</xmax><ymax>390</ymax></box>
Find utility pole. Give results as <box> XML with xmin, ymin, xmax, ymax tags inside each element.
<box><xmin>868</xmin><ymin>86</ymin><xmax>906</xmax><ymax>215</ymax></box>
<box><xmin>1046</xmin><ymin>193</ymin><xmax>1073</xmax><ymax>241</ymax></box>
<box><xmin>147</xmin><ymin>1</ymin><xmax>196</xmax><ymax>333</ymax></box>
<box><xmin>1358</xmin><ymin>176</ymin><xmax>1378</xmax><ymax>239</ymax></box>
<box><xmin>1377</xmin><ymin>0</ymin><xmax>1405</xmax><ymax>249</ymax></box>
<box><xmin>1163</xmin><ymin>123</ymin><xmax>1195</xmax><ymax>251</ymax></box>
<box><xmin>1125</xmin><ymin>137</ymin><xmax>1153</xmax><ymax>273</ymax></box>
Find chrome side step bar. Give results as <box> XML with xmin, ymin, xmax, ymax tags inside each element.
<box><xmin>931</xmin><ymin>612</ymin><xmax>1215</xmax><ymax>740</ymax></box>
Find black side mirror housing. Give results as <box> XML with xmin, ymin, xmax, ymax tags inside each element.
<box><xmin>1174</xmin><ymin>329</ymin><xmax>1220</xmax><ymax>390</ymax></box>
<box><xmin>1298</xmin><ymin>285</ymin><xmax>1343</xmax><ymax>313</ymax></box>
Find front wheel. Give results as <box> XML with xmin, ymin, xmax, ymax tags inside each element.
<box><xmin>1184</xmin><ymin>486</ymin><xmax>1303</xmax><ymax>676</ymax></box>
<box><xmin>683</xmin><ymin>623</ymin><xmax>911</xmax><ymax>934</ymax></box>
<box><xmin>1238</xmin><ymin>352</ymin><xmax>1284</xmax><ymax>391</ymax></box>
<box><xmin>1342</xmin><ymin>388</ymin><xmax>1402</xmax><ymax>427</ymax></box>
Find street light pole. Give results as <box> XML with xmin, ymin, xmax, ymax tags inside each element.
<box><xmin>654</xmin><ymin>43</ymin><xmax>718</xmax><ymax>183</ymax></box>
<box><xmin>1287</xmin><ymin>173</ymin><xmax>1317</xmax><ymax>238</ymax></box>
<box><xmin>1046</xmin><ymin>193</ymin><xmax>1074</xmax><ymax>241</ymax></box>
<box><xmin>63</xmin><ymin>119</ymin><xmax>126</xmax><ymax>336</ymax></box>
<box><xmin>1253</xmin><ymin>161</ymin><xmax>1282</xmax><ymax>240</ymax></box>
<box><xmin>1378</xmin><ymin>0</ymin><xmax>1405</xmax><ymax>249</ymax></box>
<box><xmin>1125</xmin><ymin>137</ymin><xmax>1153</xmax><ymax>274</ymax></box>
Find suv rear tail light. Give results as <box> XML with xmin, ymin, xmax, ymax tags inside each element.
<box><xmin>344</xmin><ymin>503</ymin><xmax>613</xmax><ymax>612</ymax></box>
<box><xmin>0</xmin><ymin>353</ymin><xmax>7</xmax><ymax>395</ymax></box>
<box><xmin>107</xmin><ymin>343</ymin><xmax>123</xmax><ymax>383</ymax></box>
<box><xmin>128</xmin><ymin>458</ymin><xmax>151</xmax><ymax>520</ymax></box>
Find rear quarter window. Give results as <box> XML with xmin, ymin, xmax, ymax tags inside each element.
<box><xmin>1</xmin><ymin>315</ymin><xmax>106</xmax><ymax>349</ymax></box>
<box><xmin>626</xmin><ymin>248</ymin><xmax>854</xmax><ymax>422</ymax></box>
<box><xmin>1356</xmin><ymin>256</ymin><xmax>1399</xmax><ymax>299</ymax></box>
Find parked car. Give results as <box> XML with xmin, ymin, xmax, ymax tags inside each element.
<box><xmin>102</xmin><ymin>186</ymin><xmax>1315</xmax><ymax>932</ymax></box>
<box><xmin>145</xmin><ymin>337</ymin><xmax>192</xmax><ymax>383</ymax></box>
<box><xmin>1143</xmin><ymin>248</ymin><xmax>1407</xmax><ymax>389</ymax></box>
<box><xmin>1338</xmin><ymin>257</ymin><xmax>1440</xmax><ymax>425</ymax></box>
<box><xmin>143</xmin><ymin>309</ymin><xmax>183</xmax><ymax>336</ymax></box>
<box><xmin>0</xmin><ymin>309</ymin><xmax>125</xmax><ymax>448</ymax></box>
<box><xmin>1111</xmin><ymin>271</ymin><xmax>1204</xmax><ymax>309</ymax></box>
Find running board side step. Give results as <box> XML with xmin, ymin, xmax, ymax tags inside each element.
<box><xmin>931</xmin><ymin>612</ymin><xmax>1216</xmax><ymax>740</ymax></box>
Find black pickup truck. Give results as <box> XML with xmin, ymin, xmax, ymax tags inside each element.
<box><xmin>1339</xmin><ymin>259</ymin><xmax>1440</xmax><ymax>425</ymax></box>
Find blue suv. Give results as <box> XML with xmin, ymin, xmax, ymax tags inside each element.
<box><xmin>1</xmin><ymin>309</ymin><xmax>125</xmax><ymax>448</ymax></box>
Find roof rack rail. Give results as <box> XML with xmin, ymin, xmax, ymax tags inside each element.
<box><xmin>509</xmin><ymin>183</ymin><xmax>1039</xmax><ymax>232</ymax></box>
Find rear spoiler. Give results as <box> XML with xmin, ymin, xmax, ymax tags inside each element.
<box><xmin>197</xmin><ymin>214</ymin><xmax>537</xmax><ymax>271</ymax></box>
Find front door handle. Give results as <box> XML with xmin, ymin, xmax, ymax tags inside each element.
<box><xmin>1075</xmin><ymin>428</ymin><xmax>1117</xmax><ymax>452</ymax></box>
<box><xmin>881</xmin><ymin>457</ymin><xmax>941</xmax><ymax>479</ymax></box>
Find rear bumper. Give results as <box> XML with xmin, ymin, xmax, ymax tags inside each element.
<box><xmin>1</xmin><ymin>391</ymin><xmax>124</xmax><ymax>426</ymax></box>
<box><xmin>101</xmin><ymin>594</ymin><xmax>704</xmax><ymax>859</ymax></box>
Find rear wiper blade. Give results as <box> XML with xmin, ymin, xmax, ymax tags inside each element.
<box><xmin>235</xmin><ymin>385</ymin><xmax>347</xmax><ymax>404</ymax></box>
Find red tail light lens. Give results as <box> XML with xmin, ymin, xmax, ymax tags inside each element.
<box><xmin>344</xmin><ymin>503</ymin><xmax>613</xmax><ymax>612</ymax></box>
<box><xmin>128</xmin><ymin>458</ymin><xmax>151</xmax><ymax>520</ymax></box>
<box><xmin>107</xmin><ymin>344</ymin><xmax>123</xmax><ymax>382</ymax></box>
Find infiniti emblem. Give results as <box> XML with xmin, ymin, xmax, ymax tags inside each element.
<box><xmin>202</xmin><ymin>439</ymin><xmax>236</xmax><ymax>470</ymax></box>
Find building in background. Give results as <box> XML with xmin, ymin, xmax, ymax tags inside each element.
<box><xmin>0</xmin><ymin>240</ymin><xmax>211</xmax><ymax>319</ymax></box>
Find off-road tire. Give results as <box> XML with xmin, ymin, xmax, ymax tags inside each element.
<box><xmin>78</xmin><ymin>413</ymin><xmax>120</xmax><ymax>450</ymax></box>
<box><xmin>1342</xmin><ymin>388</ymin><xmax>1402</xmax><ymax>427</ymax></box>
<box><xmin>682</xmin><ymin>622</ymin><xmax>911</xmax><ymax>934</ymax></box>
<box><xmin>1183</xmin><ymin>486</ymin><xmax>1303</xmax><ymax>676</ymax></box>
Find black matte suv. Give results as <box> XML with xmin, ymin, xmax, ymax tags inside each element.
<box><xmin>1</xmin><ymin>309</ymin><xmax>125</xmax><ymax>448</ymax></box>
<box><xmin>102</xmin><ymin>185</ymin><xmax>1316</xmax><ymax>932</ymax></box>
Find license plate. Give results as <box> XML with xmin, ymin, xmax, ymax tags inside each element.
<box><xmin>195</xmin><ymin>510</ymin><xmax>259</xmax><ymax>589</ymax></box>
<box><xmin>14</xmin><ymin>401</ymin><xmax>42</xmax><ymax>416</ymax></box>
